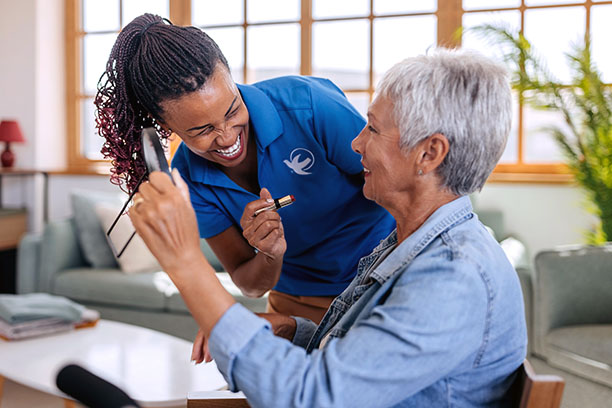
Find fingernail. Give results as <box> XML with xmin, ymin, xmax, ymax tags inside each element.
<box><xmin>266</xmin><ymin>198</ymin><xmax>274</xmax><ymax>203</ymax></box>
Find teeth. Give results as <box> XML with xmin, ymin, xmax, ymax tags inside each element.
<box><xmin>216</xmin><ymin>134</ymin><xmax>241</xmax><ymax>157</ymax></box>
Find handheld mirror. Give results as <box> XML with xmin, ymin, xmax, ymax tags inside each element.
<box><xmin>106</xmin><ymin>127</ymin><xmax>171</xmax><ymax>258</ymax></box>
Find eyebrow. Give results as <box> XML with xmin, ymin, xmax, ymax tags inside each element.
<box><xmin>367</xmin><ymin>111</ymin><xmax>378</xmax><ymax>123</ymax></box>
<box><xmin>186</xmin><ymin>95</ymin><xmax>239</xmax><ymax>132</ymax></box>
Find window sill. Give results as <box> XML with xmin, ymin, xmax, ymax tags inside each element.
<box><xmin>487</xmin><ymin>172</ymin><xmax>575</xmax><ymax>184</ymax></box>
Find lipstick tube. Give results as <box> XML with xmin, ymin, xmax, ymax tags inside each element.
<box><xmin>253</xmin><ymin>195</ymin><xmax>295</xmax><ymax>216</ymax></box>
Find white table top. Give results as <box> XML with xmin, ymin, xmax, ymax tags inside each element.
<box><xmin>0</xmin><ymin>320</ymin><xmax>228</xmax><ymax>407</ymax></box>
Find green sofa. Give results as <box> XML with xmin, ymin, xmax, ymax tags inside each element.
<box><xmin>16</xmin><ymin>218</ymin><xmax>267</xmax><ymax>341</ymax></box>
<box><xmin>17</xmin><ymin>207</ymin><xmax>531</xmax><ymax>345</ymax></box>
<box><xmin>534</xmin><ymin>244</ymin><xmax>612</xmax><ymax>388</ymax></box>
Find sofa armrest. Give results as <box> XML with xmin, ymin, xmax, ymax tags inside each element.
<box><xmin>16</xmin><ymin>233</ymin><xmax>42</xmax><ymax>293</ymax></box>
<box><xmin>534</xmin><ymin>245</ymin><xmax>612</xmax><ymax>354</ymax></box>
<box><xmin>39</xmin><ymin>218</ymin><xmax>86</xmax><ymax>292</ymax></box>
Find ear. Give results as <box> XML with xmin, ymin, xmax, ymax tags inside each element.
<box><xmin>416</xmin><ymin>133</ymin><xmax>450</xmax><ymax>175</ymax></box>
<box><xmin>148</xmin><ymin>113</ymin><xmax>172</xmax><ymax>134</ymax></box>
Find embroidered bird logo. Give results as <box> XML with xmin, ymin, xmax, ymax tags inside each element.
<box><xmin>284</xmin><ymin>148</ymin><xmax>315</xmax><ymax>175</ymax></box>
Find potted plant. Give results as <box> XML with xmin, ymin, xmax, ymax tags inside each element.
<box><xmin>474</xmin><ymin>24</ymin><xmax>612</xmax><ymax>244</ymax></box>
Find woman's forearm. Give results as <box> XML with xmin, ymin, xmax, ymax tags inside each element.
<box><xmin>230</xmin><ymin>252</ymin><xmax>283</xmax><ymax>297</ymax></box>
<box><xmin>168</xmin><ymin>253</ymin><xmax>236</xmax><ymax>336</ymax></box>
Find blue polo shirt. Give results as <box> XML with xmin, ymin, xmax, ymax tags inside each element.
<box><xmin>172</xmin><ymin>76</ymin><xmax>395</xmax><ymax>296</ymax></box>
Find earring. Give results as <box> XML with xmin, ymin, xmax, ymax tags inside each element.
<box><xmin>417</xmin><ymin>169</ymin><xmax>424</xmax><ymax>176</ymax></box>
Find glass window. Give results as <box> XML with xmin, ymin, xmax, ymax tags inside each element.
<box><xmin>524</xmin><ymin>7</ymin><xmax>585</xmax><ymax>84</ymax></box>
<box><xmin>192</xmin><ymin>0</ymin><xmax>243</xmax><ymax>26</ymax></box>
<box><xmin>122</xmin><ymin>0</ymin><xmax>169</xmax><ymax>26</ymax></box>
<box><xmin>247</xmin><ymin>24</ymin><xmax>300</xmax><ymax>83</ymax></box>
<box><xmin>374</xmin><ymin>0</ymin><xmax>436</xmax><ymax>14</ymax></box>
<box><xmin>81</xmin><ymin>98</ymin><xmax>103</xmax><ymax>159</ymax></box>
<box><xmin>83</xmin><ymin>0</ymin><xmax>119</xmax><ymax>32</ymax></box>
<box><xmin>523</xmin><ymin>107</ymin><xmax>572</xmax><ymax>163</ymax></box>
<box><xmin>345</xmin><ymin>92</ymin><xmax>370</xmax><ymax>118</ymax></box>
<box><xmin>499</xmin><ymin>93</ymin><xmax>520</xmax><ymax>164</ymax></box>
<box><xmin>248</xmin><ymin>0</ymin><xmax>300</xmax><ymax>23</ymax></box>
<box><xmin>373</xmin><ymin>15</ymin><xmax>437</xmax><ymax>85</ymax></box>
<box><xmin>461</xmin><ymin>10</ymin><xmax>521</xmax><ymax>63</ymax></box>
<box><xmin>590</xmin><ymin>5</ymin><xmax>612</xmax><ymax>83</ymax></box>
<box><xmin>205</xmin><ymin>27</ymin><xmax>244</xmax><ymax>82</ymax></box>
<box><xmin>312</xmin><ymin>20</ymin><xmax>370</xmax><ymax>89</ymax></box>
<box><xmin>525</xmin><ymin>0</ymin><xmax>583</xmax><ymax>5</ymax></box>
<box><xmin>313</xmin><ymin>0</ymin><xmax>369</xmax><ymax>19</ymax></box>
<box><xmin>463</xmin><ymin>0</ymin><xmax>520</xmax><ymax>10</ymax></box>
<box><xmin>83</xmin><ymin>33</ymin><xmax>117</xmax><ymax>95</ymax></box>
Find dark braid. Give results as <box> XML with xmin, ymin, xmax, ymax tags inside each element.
<box><xmin>94</xmin><ymin>13</ymin><xmax>229</xmax><ymax>193</ymax></box>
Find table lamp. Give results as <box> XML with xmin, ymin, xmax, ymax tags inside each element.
<box><xmin>0</xmin><ymin>120</ymin><xmax>25</xmax><ymax>168</ymax></box>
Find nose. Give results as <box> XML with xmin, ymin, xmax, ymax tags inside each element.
<box><xmin>351</xmin><ymin>127</ymin><xmax>365</xmax><ymax>154</ymax></box>
<box><xmin>214</xmin><ymin>124</ymin><xmax>237</xmax><ymax>147</ymax></box>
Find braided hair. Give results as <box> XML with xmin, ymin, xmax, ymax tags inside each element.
<box><xmin>95</xmin><ymin>13</ymin><xmax>229</xmax><ymax>193</ymax></box>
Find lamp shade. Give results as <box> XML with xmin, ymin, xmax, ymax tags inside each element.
<box><xmin>0</xmin><ymin>120</ymin><xmax>25</xmax><ymax>143</ymax></box>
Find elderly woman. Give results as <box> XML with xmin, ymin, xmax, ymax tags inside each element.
<box><xmin>130</xmin><ymin>49</ymin><xmax>527</xmax><ymax>407</ymax></box>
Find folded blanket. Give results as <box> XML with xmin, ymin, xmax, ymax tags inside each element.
<box><xmin>0</xmin><ymin>293</ymin><xmax>86</xmax><ymax>324</ymax></box>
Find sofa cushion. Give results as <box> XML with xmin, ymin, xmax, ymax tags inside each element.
<box><xmin>166</xmin><ymin>272</ymin><xmax>268</xmax><ymax>313</ymax></box>
<box><xmin>95</xmin><ymin>204</ymin><xmax>161</xmax><ymax>274</ymax></box>
<box><xmin>53</xmin><ymin>269</ymin><xmax>166</xmax><ymax>310</ymax></box>
<box><xmin>547</xmin><ymin>325</ymin><xmax>612</xmax><ymax>366</ymax></box>
<box><xmin>71</xmin><ymin>190</ymin><xmax>122</xmax><ymax>268</ymax></box>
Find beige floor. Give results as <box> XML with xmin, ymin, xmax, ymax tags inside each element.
<box><xmin>2</xmin><ymin>357</ymin><xmax>611</xmax><ymax>407</ymax></box>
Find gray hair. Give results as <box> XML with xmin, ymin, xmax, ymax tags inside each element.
<box><xmin>377</xmin><ymin>48</ymin><xmax>512</xmax><ymax>195</ymax></box>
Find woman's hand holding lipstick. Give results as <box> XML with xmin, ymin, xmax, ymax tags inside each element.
<box><xmin>240</xmin><ymin>188</ymin><xmax>287</xmax><ymax>262</ymax></box>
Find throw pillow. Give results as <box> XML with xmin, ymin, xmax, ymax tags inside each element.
<box><xmin>70</xmin><ymin>190</ymin><xmax>123</xmax><ymax>268</ymax></box>
<box><xmin>94</xmin><ymin>204</ymin><xmax>162</xmax><ymax>274</ymax></box>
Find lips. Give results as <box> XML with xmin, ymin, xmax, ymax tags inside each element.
<box><xmin>213</xmin><ymin>130</ymin><xmax>244</xmax><ymax>161</ymax></box>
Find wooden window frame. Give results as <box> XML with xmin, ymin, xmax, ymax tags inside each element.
<box><xmin>67</xmin><ymin>0</ymin><xmax>597</xmax><ymax>182</ymax></box>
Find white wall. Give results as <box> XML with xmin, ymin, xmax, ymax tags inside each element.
<box><xmin>473</xmin><ymin>183</ymin><xmax>597</xmax><ymax>260</ymax></box>
<box><xmin>0</xmin><ymin>0</ymin><xmax>65</xmax><ymax>232</ymax></box>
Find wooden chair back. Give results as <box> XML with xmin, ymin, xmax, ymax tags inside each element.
<box><xmin>510</xmin><ymin>359</ymin><xmax>565</xmax><ymax>408</ymax></box>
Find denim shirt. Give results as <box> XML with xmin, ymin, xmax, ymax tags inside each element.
<box><xmin>209</xmin><ymin>196</ymin><xmax>527</xmax><ymax>408</ymax></box>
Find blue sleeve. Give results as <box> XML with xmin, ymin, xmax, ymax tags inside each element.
<box><xmin>208</xmin><ymin>259</ymin><xmax>489</xmax><ymax>408</ymax></box>
<box><xmin>310</xmin><ymin>78</ymin><xmax>366</xmax><ymax>175</ymax></box>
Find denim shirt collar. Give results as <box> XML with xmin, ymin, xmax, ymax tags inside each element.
<box><xmin>368</xmin><ymin>195</ymin><xmax>473</xmax><ymax>286</ymax></box>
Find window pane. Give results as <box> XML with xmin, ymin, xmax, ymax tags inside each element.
<box><xmin>374</xmin><ymin>0</ymin><xmax>436</xmax><ymax>14</ymax></box>
<box><xmin>463</xmin><ymin>0</ymin><xmax>520</xmax><ymax>10</ymax></box>
<box><xmin>82</xmin><ymin>98</ymin><xmax>103</xmax><ymax>159</ymax></box>
<box><xmin>83</xmin><ymin>0</ymin><xmax>119</xmax><ymax>32</ymax></box>
<box><xmin>525</xmin><ymin>0</ymin><xmax>583</xmax><ymax>5</ymax></box>
<box><xmin>248</xmin><ymin>0</ymin><xmax>300</xmax><ymax>23</ymax></box>
<box><xmin>523</xmin><ymin>106</ymin><xmax>574</xmax><ymax>163</ymax></box>
<box><xmin>247</xmin><ymin>24</ymin><xmax>300</xmax><ymax>83</ymax></box>
<box><xmin>345</xmin><ymin>92</ymin><xmax>370</xmax><ymax>118</ymax></box>
<box><xmin>313</xmin><ymin>0</ymin><xmax>369</xmax><ymax>19</ymax></box>
<box><xmin>524</xmin><ymin>7</ymin><xmax>585</xmax><ymax>83</ymax></box>
<box><xmin>83</xmin><ymin>33</ymin><xmax>117</xmax><ymax>95</ymax></box>
<box><xmin>499</xmin><ymin>93</ymin><xmax>519</xmax><ymax>163</ymax></box>
<box><xmin>122</xmin><ymin>0</ymin><xmax>169</xmax><ymax>26</ymax></box>
<box><xmin>374</xmin><ymin>16</ymin><xmax>436</xmax><ymax>85</ymax></box>
<box><xmin>206</xmin><ymin>27</ymin><xmax>244</xmax><ymax>82</ymax></box>
<box><xmin>461</xmin><ymin>10</ymin><xmax>521</xmax><ymax>63</ymax></box>
<box><xmin>591</xmin><ymin>5</ymin><xmax>612</xmax><ymax>83</ymax></box>
<box><xmin>313</xmin><ymin>20</ymin><xmax>369</xmax><ymax>89</ymax></box>
<box><xmin>193</xmin><ymin>0</ymin><xmax>243</xmax><ymax>26</ymax></box>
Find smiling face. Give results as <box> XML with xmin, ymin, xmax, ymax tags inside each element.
<box><xmin>351</xmin><ymin>95</ymin><xmax>419</xmax><ymax>208</ymax></box>
<box><xmin>158</xmin><ymin>65</ymin><xmax>250</xmax><ymax>168</ymax></box>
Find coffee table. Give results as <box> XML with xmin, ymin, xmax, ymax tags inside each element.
<box><xmin>0</xmin><ymin>319</ymin><xmax>228</xmax><ymax>407</ymax></box>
